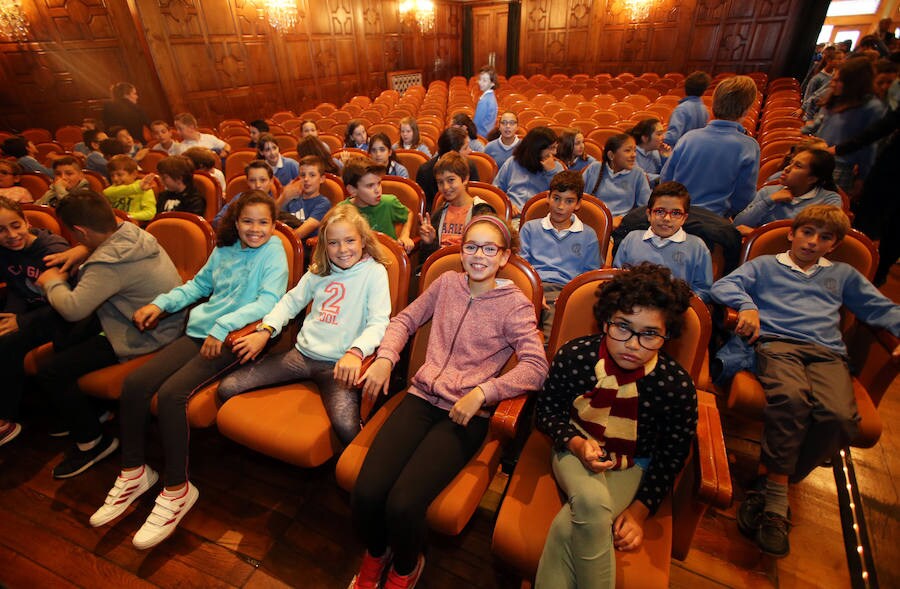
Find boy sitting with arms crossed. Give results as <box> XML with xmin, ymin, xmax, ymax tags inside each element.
<box><xmin>710</xmin><ymin>204</ymin><xmax>900</xmax><ymax>557</ymax></box>
<box><xmin>146</xmin><ymin>155</ymin><xmax>205</xmax><ymax>216</ymax></box>
<box><xmin>614</xmin><ymin>181</ymin><xmax>713</xmax><ymax>301</ymax></box>
<box><xmin>36</xmin><ymin>157</ymin><xmax>91</xmax><ymax>208</ymax></box>
<box><xmin>418</xmin><ymin>151</ymin><xmax>495</xmax><ymax>257</ymax></box>
<box><xmin>519</xmin><ymin>170</ymin><xmax>601</xmax><ymax>339</ymax></box>
<box><xmin>103</xmin><ymin>155</ymin><xmax>157</xmax><ymax>222</ymax></box>
<box><xmin>339</xmin><ymin>157</ymin><xmax>414</xmax><ymax>253</ymax></box>
<box><xmin>277</xmin><ymin>155</ymin><xmax>332</xmax><ymax>240</ymax></box>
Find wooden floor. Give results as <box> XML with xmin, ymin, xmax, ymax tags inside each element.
<box><xmin>2</xmin><ymin>268</ymin><xmax>899</xmax><ymax>589</ymax></box>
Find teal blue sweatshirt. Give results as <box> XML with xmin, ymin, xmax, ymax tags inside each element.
<box><xmin>151</xmin><ymin>236</ymin><xmax>288</xmax><ymax>341</ymax></box>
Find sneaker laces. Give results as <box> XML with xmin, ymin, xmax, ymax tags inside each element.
<box><xmin>355</xmin><ymin>549</ymin><xmax>391</xmax><ymax>587</ymax></box>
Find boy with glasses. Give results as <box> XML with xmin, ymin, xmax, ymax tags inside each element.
<box><xmin>613</xmin><ymin>181</ymin><xmax>712</xmax><ymax>301</ymax></box>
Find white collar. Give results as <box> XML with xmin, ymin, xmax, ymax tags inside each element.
<box><xmin>636</xmin><ymin>146</ymin><xmax>651</xmax><ymax>156</ymax></box>
<box><xmin>541</xmin><ymin>213</ymin><xmax>584</xmax><ymax>235</ymax></box>
<box><xmin>642</xmin><ymin>227</ymin><xmax>687</xmax><ymax>247</ymax></box>
<box><xmin>482</xmin><ymin>88</ymin><xmax>494</xmax><ymax>95</ymax></box>
<box><xmin>272</xmin><ymin>155</ymin><xmax>285</xmax><ymax>170</ymax></box>
<box><xmin>776</xmin><ymin>251</ymin><xmax>833</xmax><ymax>276</ymax></box>
<box><xmin>499</xmin><ymin>136</ymin><xmax>520</xmax><ymax>150</ymax></box>
<box><xmin>605</xmin><ymin>163</ymin><xmax>629</xmax><ymax>178</ymax></box>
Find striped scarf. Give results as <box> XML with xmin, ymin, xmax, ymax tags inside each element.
<box><xmin>570</xmin><ymin>337</ymin><xmax>656</xmax><ymax>470</ymax></box>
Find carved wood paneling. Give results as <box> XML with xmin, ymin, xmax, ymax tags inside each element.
<box><xmin>520</xmin><ymin>0</ymin><xmax>805</xmax><ymax>77</ymax></box>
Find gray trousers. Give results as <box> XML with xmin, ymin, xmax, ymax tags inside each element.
<box><xmin>756</xmin><ymin>339</ymin><xmax>858</xmax><ymax>483</ymax></box>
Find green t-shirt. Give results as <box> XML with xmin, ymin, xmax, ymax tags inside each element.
<box><xmin>340</xmin><ymin>194</ymin><xmax>408</xmax><ymax>238</ymax></box>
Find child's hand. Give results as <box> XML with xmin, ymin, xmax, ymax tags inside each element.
<box><xmin>660</xmin><ymin>144</ymin><xmax>672</xmax><ymax>158</ymax></box>
<box><xmin>398</xmin><ymin>235</ymin><xmax>415</xmax><ymax>253</ymax></box>
<box><xmin>768</xmin><ymin>188</ymin><xmax>794</xmax><ymax>203</ymax></box>
<box><xmin>132</xmin><ymin>304</ymin><xmax>162</xmax><ymax>331</ymax></box>
<box><xmin>541</xmin><ymin>295</ymin><xmax>550</xmax><ymax>311</ymax></box>
<box><xmin>35</xmin><ymin>267</ymin><xmax>67</xmax><ymax>289</ymax></box>
<box><xmin>233</xmin><ymin>330</ymin><xmax>270</xmax><ymax>364</ymax></box>
<box><xmin>334</xmin><ymin>351</ymin><xmax>363</xmax><ymax>388</ymax></box>
<box><xmin>135</xmin><ymin>148</ymin><xmax>150</xmax><ymax>162</ymax></box>
<box><xmin>735</xmin><ymin>224</ymin><xmax>754</xmax><ymax>237</ymax></box>
<box><xmin>736</xmin><ymin>309</ymin><xmax>761</xmax><ymax>343</ymax></box>
<box><xmin>418</xmin><ymin>213</ymin><xmax>436</xmax><ymax>244</ymax></box>
<box><xmin>510</xmin><ymin>202</ymin><xmax>521</xmax><ymax>217</ymax></box>
<box><xmin>0</xmin><ymin>313</ymin><xmax>19</xmax><ymax>337</ymax></box>
<box><xmin>541</xmin><ymin>153</ymin><xmax>557</xmax><ymax>172</ymax></box>
<box><xmin>449</xmin><ymin>386</ymin><xmax>485</xmax><ymax>426</ymax></box>
<box><xmin>140</xmin><ymin>173</ymin><xmax>158</xmax><ymax>191</ymax></box>
<box><xmin>358</xmin><ymin>357</ymin><xmax>393</xmax><ymax>404</ymax></box>
<box><xmin>613</xmin><ymin>502</ymin><xmax>648</xmax><ymax>551</ymax></box>
<box><xmin>568</xmin><ymin>436</ymin><xmax>615</xmax><ymax>472</ymax></box>
<box><xmin>281</xmin><ymin>179</ymin><xmax>301</xmax><ymax>200</ymax></box>
<box><xmin>200</xmin><ymin>335</ymin><xmax>223</xmax><ymax>359</ymax></box>
<box><xmin>44</xmin><ymin>244</ymin><xmax>89</xmax><ymax>274</ymax></box>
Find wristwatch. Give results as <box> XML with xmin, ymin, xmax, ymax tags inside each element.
<box><xmin>256</xmin><ymin>323</ymin><xmax>275</xmax><ymax>335</ymax></box>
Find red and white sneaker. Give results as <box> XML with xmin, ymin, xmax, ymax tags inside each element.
<box><xmin>90</xmin><ymin>465</ymin><xmax>159</xmax><ymax>527</ymax></box>
<box><xmin>383</xmin><ymin>554</ymin><xmax>425</xmax><ymax>589</ymax></box>
<box><xmin>0</xmin><ymin>422</ymin><xmax>22</xmax><ymax>448</ymax></box>
<box><xmin>132</xmin><ymin>483</ymin><xmax>199</xmax><ymax>550</ymax></box>
<box><xmin>347</xmin><ymin>548</ymin><xmax>392</xmax><ymax>589</ymax></box>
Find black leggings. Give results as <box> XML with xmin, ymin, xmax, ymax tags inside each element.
<box><xmin>351</xmin><ymin>394</ymin><xmax>489</xmax><ymax>574</ymax></box>
<box><xmin>119</xmin><ymin>335</ymin><xmax>238</xmax><ymax>486</ymax></box>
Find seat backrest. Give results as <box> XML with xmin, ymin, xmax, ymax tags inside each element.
<box><xmin>224</xmin><ymin>150</ymin><xmax>259</xmax><ymax>181</ymax></box>
<box><xmin>139</xmin><ymin>150</ymin><xmax>167</xmax><ymax>174</ymax></box>
<box><xmin>272</xmin><ymin>221</ymin><xmax>305</xmax><ymax>288</ymax></box>
<box><xmin>145</xmin><ymin>212</ymin><xmax>216</xmax><ymax>282</ymax></box>
<box><xmin>741</xmin><ymin>220</ymin><xmax>878</xmax><ymax>281</ymax></box>
<box><xmin>368</xmin><ymin>123</ymin><xmax>400</xmax><ymax>146</ymax></box>
<box><xmin>548</xmin><ymin>269</ymin><xmax>710</xmax><ymax>382</ymax></box>
<box><xmin>55</xmin><ymin>125</ymin><xmax>83</xmax><ymax>148</ymax></box>
<box><xmin>22</xmin><ymin>128</ymin><xmax>52</xmax><ymax>143</ymax></box>
<box><xmin>17</xmin><ymin>172</ymin><xmax>52</xmax><ymax>202</ymax></box>
<box><xmin>394</xmin><ymin>149</ymin><xmax>429</xmax><ymax>182</ymax></box>
<box><xmin>375</xmin><ymin>232</ymin><xmax>412</xmax><ymax>317</ymax></box>
<box><xmin>520</xmin><ymin>192</ymin><xmax>613</xmax><ymax>264</ymax></box>
<box><xmin>411</xmin><ymin>246</ymin><xmax>543</xmax><ymax>380</ymax></box>
<box><xmin>319</xmin><ymin>133</ymin><xmax>343</xmax><ymax>152</ymax></box>
<box><xmin>321</xmin><ymin>172</ymin><xmax>347</xmax><ymax>207</ymax></box>
<box><xmin>21</xmin><ymin>204</ymin><xmax>63</xmax><ymax>239</ymax></box>
<box><xmin>83</xmin><ymin>170</ymin><xmax>108</xmax><ymax>192</ymax></box>
<box><xmin>463</xmin><ymin>182</ymin><xmax>513</xmax><ymax>223</ymax></box>
<box><xmin>468</xmin><ymin>151</ymin><xmax>499</xmax><ymax>183</ymax></box>
<box><xmin>193</xmin><ymin>171</ymin><xmax>222</xmax><ymax>221</ymax></box>
<box><xmin>381</xmin><ymin>175</ymin><xmax>424</xmax><ymax>236</ymax></box>
<box><xmin>224</xmin><ymin>174</ymin><xmax>283</xmax><ymax>202</ymax></box>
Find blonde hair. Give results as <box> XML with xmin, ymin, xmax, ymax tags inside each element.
<box><xmin>792</xmin><ymin>204</ymin><xmax>850</xmax><ymax>241</ymax></box>
<box><xmin>712</xmin><ymin>76</ymin><xmax>757</xmax><ymax>120</ymax></box>
<box><xmin>309</xmin><ymin>205</ymin><xmax>390</xmax><ymax>276</ymax></box>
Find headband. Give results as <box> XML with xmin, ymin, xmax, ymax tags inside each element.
<box><xmin>464</xmin><ymin>215</ymin><xmax>511</xmax><ymax>247</ymax></box>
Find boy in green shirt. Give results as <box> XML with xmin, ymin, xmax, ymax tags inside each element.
<box><xmin>340</xmin><ymin>157</ymin><xmax>414</xmax><ymax>252</ymax></box>
<box><xmin>103</xmin><ymin>155</ymin><xmax>157</xmax><ymax>222</ymax></box>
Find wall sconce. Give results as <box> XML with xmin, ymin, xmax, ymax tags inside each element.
<box><xmin>399</xmin><ymin>0</ymin><xmax>435</xmax><ymax>33</ymax></box>
<box><xmin>263</xmin><ymin>0</ymin><xmax>299</xmax><ymax>30</ymax></box>
<box><xmin>624</xmin><ymin>0</ymin><xmax>652</xmax><ymax>22</ymax></box>
<box><xmin>0</xmin><ymin>0</ymin><xmax>29</xmax><ymax>42</ymax></box>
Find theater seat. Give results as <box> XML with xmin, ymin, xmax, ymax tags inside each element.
<box><xmin>492</xmin><ymin>269</ymin><xmax>731</xmax><ymax>586</ymax></box>
<box><xmin>335</xmin><ymin>246</ymin><xmax>544</xmax><ymax>535</ymax></box>
<box><xmin>214</xmin><ymin>233</ymin><xmax>410</xmax><ymax>462</ymax></box>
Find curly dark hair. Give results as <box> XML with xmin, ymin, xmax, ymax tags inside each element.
<box><xmin>216</xmin><ymin>190</ymin><xmax>277</xmax><ymax>247</ymax></box>
<box><xmin>593</xmin><ymin>262</ymin><xmax>693</xmax><ymax>339</ymax></box>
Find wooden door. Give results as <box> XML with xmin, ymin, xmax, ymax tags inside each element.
<box><xmin>473</xmin><ymin>5</ymin><xmax>509</xmax><ymax>76</ymax></box>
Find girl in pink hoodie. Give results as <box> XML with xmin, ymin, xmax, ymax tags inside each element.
<box><xmin>349</xmin><ymin>215</ymin><xmax>548</xmax><ymax>588</ymax></box>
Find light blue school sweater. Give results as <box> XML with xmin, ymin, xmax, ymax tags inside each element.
<box><xmin>710</xmin><ymin>254</ymin><xmax>900</xmax><ymax>355</ymax></box>
<box><xmin>613</xmin><ymin>229</ymin><xmax>713</xmax><ymax>301</ymax></box>
<box><xmin>733</xmin><ymin>185</ymin><xmax>843</xmax><ymax>228</ymax></box>
<box><xmin>272</xmin><ymin>156</ymin><xmax>300</xmax><ymax>187</ymax></box>
<box><xmin>663</xmin><ymin>97</ymin><xmax>709</xmax><ymax>147</ymax></box>
<box><xmin>484</xmin><ymin>137</ymin><xmax>520</xmax><ymax>171</ymax></box>
<box><xmin>493</xmin><ymin>157</ymin><xmax>564</xmax><ymax>209</ymax></box>
<box><xmin>568</xmin><ymin>155</ymin><xmax>597</xmax><ymax>173</ymax></box>
<box><xmin>469</xmin><ymin>138</ymin><xmax>486</xmax><ymax>153</ymax></box>
<box><xmin>635</xmin><ymin>146</ymin><xmax>665</xmax><ymax>186</ymax></box>
<box><xmin>474</xmin><ymin>89</ymin><xmax>498</xmax><ymax>137</ymax></box>
<box><xmin>660</xmin><ymin>120</ymin><xmax>760</xmax><ymax>217</ymax></box>
<box><xmin>519</xmin><ymin>214</ymin><xmax>601</xmax><ymax>285</ymax></box>
<box><xmin>393</xmin><ymin>143</ymin><xmax>431</xmax><ymax>157</ymax></box>
<box><xmin>583</xmin><ymin>163</ymin><xmax>651</xmax><ymax>216</ymax></box>
<box><xmin>808</xmin><ymin>98</ymin><xmax>886</xmax><ymax>179</ymax></box>
<box><xmin>386</xmin><ymin>160</ymin><xmax>409</xmax><ymax>178</ymax></box>
<box><xmin>261</xmin><ymin>257</ymin><xmax>391</xmax><ymax>362</ymax></box>
<box><xmin>152</xmin><ymin>237</ymin><xmax>288</xmax><ymax>341</ymax></box>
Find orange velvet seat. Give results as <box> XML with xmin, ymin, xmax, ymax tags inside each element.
<box><xmin>335</xmin><ymin>247</ymin><xmax>544</xmax><ymax>535</ymax></box>
<box><xmin>215</xmin><ymin>234</ymin><xmax>409</xmax><ymax>462</ymax></box>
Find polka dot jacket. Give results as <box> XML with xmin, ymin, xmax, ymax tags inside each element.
<box><xmin>535</xmin><ymin>334</ymin><xmax>699</xmax><ymax>515</ymax></box>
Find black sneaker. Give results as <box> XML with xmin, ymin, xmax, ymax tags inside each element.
<box><xmin>737</xmin><ymin>478</ymin><xmax>766</xmax><ymax>538</ymax></box>
<box><xmin>756</xmin><ymin>511</ymin><xmax>792</xmax><ymax>557</ymax></box>
<box><xmin>49</xmin><ymin>410</ymin><xmax>114</xmax><ymax>438</ymax></box>
<box><xmin>52</xmin><ymin>435</ymin><xmax>119</xmax><ymax>479</ymax></box>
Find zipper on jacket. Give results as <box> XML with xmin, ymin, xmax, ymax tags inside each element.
<box><xmin>429</xmin><ymin>296</ymin><xmax>473</xmax><ymax>395</ymax></box>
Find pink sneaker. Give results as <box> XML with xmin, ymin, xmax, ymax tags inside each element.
<box><xmin>383</xmin><ymin>554</ymin><xmax>424</xmax><ymax>589</ymax></box>
<box><xmin>347</xmin><ymin>548</ymin><xmax>392</xmax><ymax>589</ymax></box>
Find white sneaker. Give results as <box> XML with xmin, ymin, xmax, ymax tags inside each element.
<box><xmin>89</xmin><ymin>466</ymin><xmax>159</xmax><ymax>527</ymax></box>
<box><xmin>132</xmin><ymin>483</ymin><xmax>199</xmax><ymax>550</ymax></box>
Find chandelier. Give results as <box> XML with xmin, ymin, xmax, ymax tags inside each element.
<box><xmin>264</xmin><ymin>0</ymin><xmax>298</xmax><ymax>30</ymax></box>
<box><xmin>624</xmin><ymin>0</ymin><xmax>652</xmax><ymax>22</ymax></box>
<box><xmin>399</xmin><ymin>0</ymin><xmax>435</xmax><ymax>32</ymax></box>
<box><xmin>0</xmin><ymin>0</ymin><xmax>29</xmax><ymax>42</ymax></box>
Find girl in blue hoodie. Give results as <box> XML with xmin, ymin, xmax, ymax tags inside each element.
<box><xmin>89</xmin><ymin>190</ymin><xmax>288</xmax><ymax>550</ymax></box>
<box><xmin>217</xmin><ymin>205</ymin><xmax>392</xmax><ymax>445</ymax></box>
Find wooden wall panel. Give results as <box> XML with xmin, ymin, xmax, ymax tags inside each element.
<box><xmin>520</xmin><ymin>0</ymin><xmax>806</xmax><ymax>77</ymax></box>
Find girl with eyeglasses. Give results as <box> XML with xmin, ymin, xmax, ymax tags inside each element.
<box><xmin>583</xmin><ymin>133</ymin><xmax>652</xmax><ymax>222</ymax></box>
<box><xmin>534</xmin><ymin>262</ymin><xmax>698</xmax><ymax>589</ymax></box>
<box><xmin>349</xmin><ymin>215</ymin><xmax>548</xmax><ymax>588</ymax></box>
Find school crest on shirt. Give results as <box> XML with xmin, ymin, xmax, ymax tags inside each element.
<box><xmin>571</xmin><ymin>243</ymin><xmax>582</xmax><ymax>256</ymax></box>
<box><xmin>672</xmin><ymin>251</ymin><xmax>686</xmax><ymax>265</ymax></box>
<box><xmin>824</xmin><ymin>278</ymin><xmax>839</xmax><ymax>294</ymax></box>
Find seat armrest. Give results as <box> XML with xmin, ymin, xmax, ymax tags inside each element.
<box><xmin>722</xmin><ymin>308</ymin><xmax>738</xmax><ymax>330</ymax></box>
<box><xmin>358</xmin><ymin>354</ymin><xmax>377</xmax><ymax>422</ymax></box>
<box><xmin>694</xmin><ymin>390</ymin><xmax>732</xmax><ymax>509</ymax></box>
<box><xmin>846</xmin><ymin>323</ymin><xmax>900</xmax><ymax>407</ymax></box>
<box><xmin>490</xmin><ymin>394</ymin><xmax>530</xmax><ymax>442</ymax></box>
<box><xmin>224</xmin><ymin>320</ymin><xmax>261</xmax><ymax>347</ymax></box>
